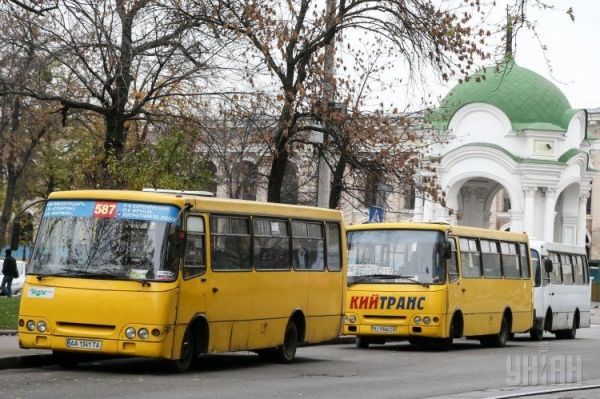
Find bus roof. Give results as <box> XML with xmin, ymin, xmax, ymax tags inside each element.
<box><xmin>48</xmin><ymin>190</ymin><xmax>343</xmax><ymax>221</ymax></box>
<box><xmin>529</xmin><ymin>239</ymin><xmax>587</xmax><ymax>255</ymax></box>
<box><xmin>347</xmin><ymin>222</ymin><xmax>528</xmax><ymax>242</ymax></box>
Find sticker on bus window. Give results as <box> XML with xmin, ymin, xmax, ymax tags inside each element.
<box><xmin>155</xmin><ymin>271</ymin><xmax>176</xmax><ymax>280</ymax></box>
<box><xmin>44</xmin><ymin>200</ymin><xmax>179</xmax><ymax>223</ymax></box>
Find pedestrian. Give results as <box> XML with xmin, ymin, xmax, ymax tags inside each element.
<box><xmin>1</xmin><ymin>249</ymin><xmax>18</xmax><ymax>297</ymax></box>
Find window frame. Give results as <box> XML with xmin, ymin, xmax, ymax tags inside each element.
<box><xmin>325</xmin><ymin>222</ymin><xmax>343</xmax><ymax>272</ymax></box>
<box><xmin>459</xmin><ymin>237</ymin><xmax>482</xmax><ymax>278</ymax></box>
<box><xmin>210</xmin><ymin>214</ymin><xmax>253</xmax><ymax>271</ymax></box>
<box><xmin>447</xmin><ymin>237</ymin><xmax>460</xmax><ymax>282</ymax></box>
<box><xmin>291</xmin><ymin>219</ymin><xmax>326</xmax><ymax>271</ymax></box>
<box><xmin>252</xmin><ymin>217</ymin><xmax>292</xmax><ymax>271</ymax></box>
<box><xmin>500</xmin><ymin>241</ymin><xmax>521</xmax><ymax>279</ymax></box>
<box><xmin>480</xmin><ymin>239</ymin><xmax>502</xmax><ymax>279</ymax></box>
<box><xmin>183</xmin><ymin>214</ymin><xmax>207</xmax><ymax>279</ymax></box>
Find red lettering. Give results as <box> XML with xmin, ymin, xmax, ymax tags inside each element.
<box><xmin>369</xmin><ymin>294</ymin><xmax>379</xmax><ymax>309</ymax></box>
<box><xmin>350</xmin><ymin>296</ymin><xmax>359</xmax><ymax>309</ymax></box>
<box><xmin>359</xmin><ymin>296</ymin><xmax>369</xmax><ymax>309</ymax></box>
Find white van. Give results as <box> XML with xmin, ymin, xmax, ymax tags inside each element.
<box><xmin>0</xmin><ymin>260</ymin><xmax>27</xmax><ymax>296</ymax></box>
<box><xmin>529</xmin><ymin>240</ymin><xmax>591</xmax><ymax>340</ymax></box>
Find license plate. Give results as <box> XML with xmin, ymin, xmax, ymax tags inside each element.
<box><xmin>66</xmin><ymin>338</ymin><xmax>102</xmax><ymax>350</ymax></box>
<box><xmin>371</xmin><ymin>325</ymin><xmax>396</xmax><ymax>333</ymax></box>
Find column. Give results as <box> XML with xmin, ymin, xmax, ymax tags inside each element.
<box><xmin>423</xmin><ymin>199</ymin><xmax>434</xmax><ymax>222</ymax></box>
<box><xmin>413</xmin><ymin>196</ymin><xmax>424</xmax><ymax>222</ymax></box>
<box><xmin>543</xmin><ymin>188</ymin><xmax>556</xmax><ymax>242</ymax></box>
<box><xmin>577</xmin><ymin>194</ymin><xmax>589</xmax><ymax>247</ymax></box>
<box><xmin>522</xmin><ymin>186</ymin><xmax>537</xmax><ymax>236</ymax></box>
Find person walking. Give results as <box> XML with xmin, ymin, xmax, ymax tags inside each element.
<box><xmin>1</xmin><ymin>249</ymin><xmax>18</xmax><ymax>297</ymax></box>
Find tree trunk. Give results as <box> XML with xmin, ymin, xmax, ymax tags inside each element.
<box><xmin>267</xmin><ymin>147</ymin><xmax>289</xmax><ymax>203</ymax></box>
<box><xmin>0</xmin><ymin>168</ymin><xmax>18</xmax><ymax>248</ymax></box>
<box><xmin>101</xmin><ymin>113</ymin><xmax>128</xmax><ymax>188</ymax></box>
<box><xmin>329</xmin><ymin>153</ymin><xmax>347</xmax><ymax>209</ymax></box>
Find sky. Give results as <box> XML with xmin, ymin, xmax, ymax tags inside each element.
<box><xmin>371</xmin><ymin>0</ymin><xmax>600</xmax><ymax>111</ymax></box>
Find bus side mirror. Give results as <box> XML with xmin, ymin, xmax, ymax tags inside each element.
<box><xmin>442</xmin><ymin>241</ymin><xmax>452</xmax><ymax>259</ymax></box>
<box><xmin>543</xmin><ymin>258</ymin><xmax>553</xmax><ymax>273</ymax></box>
<box><xmin>170</xmin><ymin>230</ymin><xmax>187</xmax><ymax>258</ymax></box>
<box><xmin>10</xmin><ymin>222</ymin><xmax>21</xmax><ymax>251</ymax></box>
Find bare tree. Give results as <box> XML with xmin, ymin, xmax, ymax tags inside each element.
<box><xmin>0</xmin><ymin>0</ymin><xmax>223</xmax><ymax>186</ymax></box>
<box><xmin>178</xmin><ymin>0</ymin><xmax>489</xmax><ymax>203</ymax></box>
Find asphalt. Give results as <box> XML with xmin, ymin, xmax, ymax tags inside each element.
<box><xmin>1</xmin><ymin>302</ymin><xmax>599</xmax><ymax>371</ymax></box>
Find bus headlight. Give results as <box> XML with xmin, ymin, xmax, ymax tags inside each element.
<box><xmin>348</xmin><ymin>315</ymin><xmax>357</xmax><ymax>324</ymax></box>
<box><xmin>138</xmin><ymin>328</ymin><xmax>149</xmax><ymax>340</ymax></box>
<box><xmin>37</xmin><ymin>321</ymin><xmax>48</xmax><ymax>332</ymax></box>
<box><xmin>125</xmin><ymin>327</ymin><xmax>137</xmax><ymax>339</ymax></box>
<box><xmin>343</xmin><ymin>315</ymin><xmax>349</xmax><ymax>323</ymax></box>
<box><xmin>423</xmin><ymin>317</ymin><xmax>431</xmax><ymax>325</ymax></box>
<box><xmin>26</xmin><ymin>320</ymin><xmax>36</xmax><ymax>331</ymax></box>
<box><xmin>414</xmin><ymin>316</ymin><xmax>422</xmax><ymax>325</ymax></box>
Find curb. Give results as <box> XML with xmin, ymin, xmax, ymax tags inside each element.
<box><xmin>0</xmin><ymin>354</ymin><xmax>55</xmax><ymax>370</ymax></box>
<box><xmin>0</xmin><ymin>330</ymin><xmax>16</xmax><ymax>336</ymax></box>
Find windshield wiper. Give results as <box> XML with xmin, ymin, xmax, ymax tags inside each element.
<box><xmin>36</xmin><ymin>269</ymin><xmax>152</xmax><ymax>287</ymax></box>
<box><xmin>348</xmin><ymin>274</ymin><xmax>429</xmax><ymax>288</ymax></box>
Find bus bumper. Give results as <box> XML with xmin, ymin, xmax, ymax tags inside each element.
<box><xmin>343</xmin><ymin>317</ymin><xmax>447</xmax><ymax>338</ymax></box>
<box><xmin>18</xmin><ymin>331</ymin><xmax>175</xmax><ymax>359</ymax></box>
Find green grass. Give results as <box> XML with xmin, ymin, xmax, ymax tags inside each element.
<box><xmin>0</xmin><ymin>297</ymin><xmax>20</xmax><ymax>329</ymax></box>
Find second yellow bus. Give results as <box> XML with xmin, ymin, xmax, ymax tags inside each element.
<box><xmin>343</xmin><ymin>222</ymin><xmax>532</xmax><ymax>349</ymax></box>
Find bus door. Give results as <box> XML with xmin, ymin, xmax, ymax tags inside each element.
<box><xmin>530</xmin><ymin>249</ymin><xmax>545</xmax><ymax>321</ymax></box>
<box><xmin>446</xmin><ymin>237</ymin><xmax>462</xmax><ymax>333</ymax></box>
<box><xmin>546</xmin><ymin>252</ymin><xmax>565</xmax><ymax>329</ymax></box>
<box><xmin>457</xmin><ymin>237</ymin><xmax>487</xmax><ymax>335</ymax></box>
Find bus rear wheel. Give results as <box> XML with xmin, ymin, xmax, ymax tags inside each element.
<box><xmin>556</xmin><ymin>315</ymin><xmax>577</xmax><ymax>340</ymax></box>
<box><xmin>275</xmin><ymin>320</ymin><xmax>298</xmax><ymax>363</ymax></box>
<box><xmin>480</xmin><ymin>315</ymin><xmax>509</xmax><ymax>348</ymax></box>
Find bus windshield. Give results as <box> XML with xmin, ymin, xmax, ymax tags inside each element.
<box><xmin>347</xmin><ymin>229</ymin><xmax>446</xmax><ymax>285</ymax></box>
<box><xmin>29</xmin><ymin>200</ymin><xmax>180</xmax><ymax>282</ymax></box>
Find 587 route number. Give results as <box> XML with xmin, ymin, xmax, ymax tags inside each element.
<box><xmin>93</xmin><ymin>201</ymin><xmax>117</xmax><ymax>218</ymax></box>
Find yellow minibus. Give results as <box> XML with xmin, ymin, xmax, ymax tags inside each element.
<box><xmin>343</xmin><ymin>222</ymin><xmax>532</xmax><ymax>349</ymax></box>
<box><xmin>17</xmin><ymin>189</ymin><xmax>346</xmax><ymax>370</ymax></box>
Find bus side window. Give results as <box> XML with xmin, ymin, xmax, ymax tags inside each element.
<box><xmin>184</xmin><ymin>216</ymin><xmax>206</xmax><ymax>278</ymax></box>
<box><xmin>560</xmin><ymin>254</ymin><xmax>574</xmax><ymax>285</ymax></box>
<box><xmin>501</xmin><ymin>242</ymin><xmax>520</xmax><ymax>278</ymax></box>
<box><xmin>480</xmin><ymin>239</ymin><xmax>501</xmax><ymax>278</ymax></box>
<box><xmin>326</xmin><ymin>222</ymin><xmax>342</xmax><ymax>271</ymax></box>
<box><xmin>292</xmin><ymin>221</ymin><xmax>325</xmax><ymax>270</ymax></box>
<box><xmin>519</xmin><ymin>243</ymin><xmax>530</xmax><ymax>278</ymax></box>
<box><xmin>253</xmin><ymin>218</ymin><xmax>290</xmax><ymax>270</ymax></box>
<box><xmin>211</xmin><ymin>216</ymin><xmax>252</xmax><ymax>270</ymax></box>
<box><xmin>531</xmin><ymin>249</ymin><xmax>541</xmax><ymax>287</ymax></box>
<box><xmin>549</xmin><ymin>252</ymin><xmax>562</xmax><ymax>284</ymax></box>
<box><xmin>573</xmin><ymin>255</ymin><xmax>584</xmax><ymax>285</ymax></box>
<box><xmin>460</xmin><ymin>238</ymin><xmax>481</xmax><ymax>278</ymax></box>
<box><xmin>447</xmin><ymin>238</ymin><xmax>459</xmax><ymax>282</ymax></box>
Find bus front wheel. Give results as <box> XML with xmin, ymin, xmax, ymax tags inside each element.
<box><xmin>356</xmin><ymin>336</ymin><xmax>370</xmax><ymax>349</ymax></box>
<box><xmin>171</xmin><ymin>327</ymin><xmax>195</xmax><ymax>372</ymax></box>
<box><xmin>530</xmin><ymin>323</ymin><xmax>544</xmax><ymax>341</ymax></box>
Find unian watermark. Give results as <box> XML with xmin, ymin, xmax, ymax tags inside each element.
<box><xmin>506</xmin><ymin>342</ymin><xmax>583</xmax><ymax>386</ymax></box>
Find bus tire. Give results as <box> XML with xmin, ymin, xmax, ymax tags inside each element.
<box><xmin>275</xmin><ymin>320</ymin><xmax>298</xmax><ymax>363</ymax></box>
<box><xmin>171</xmin><ymin>327</ymin><xmax>195</xmax><ymax>372</ymax></box>
<box><xmin>432</xmin><ymin>318</ymin><xmax>455</xmax><ymax>351</ymax></box>
<box><xmin>356</xmin><ymin>336</ymin><xmax>370</xmax><ymax>349</ymax></box>
<box><xmin>480</xmin><ymin>315</ymin><xmax>509</xmax><ymax>348</ymax></box>
<box><xmin>530</xmin><ymin>323</ymin><xmax>544</xmax><ymax>341</ymax></box>
<box><xmin>557</xmin><ymin>314</ymin><xmax>578</xmax><ymax>340</ymax></box>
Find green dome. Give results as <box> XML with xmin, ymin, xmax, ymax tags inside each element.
<box><xmin>428</xmin><ymin>60</ymin><xmax>577</xmax><ymax>132</ymax></box>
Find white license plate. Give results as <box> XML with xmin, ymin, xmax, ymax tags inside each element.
<box><xmin>66</xmin><ymin>338</ymin><xmax>102</xmax><ymax>350</ymax></box>
<box><xmin>371</xmin><ymin>325</ymin><xmax>396</xmax><ymax>333</ymax></box>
